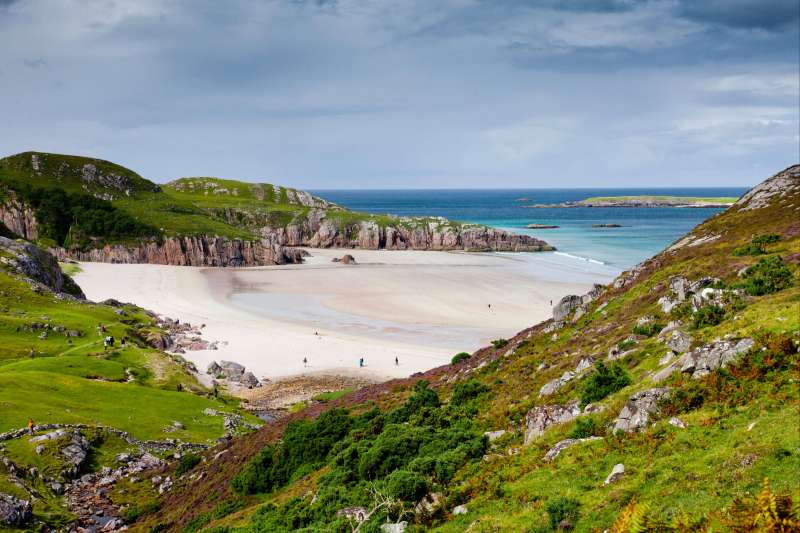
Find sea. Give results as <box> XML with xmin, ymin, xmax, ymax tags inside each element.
<box><xmin>311</xmin><ymin>187</ymin><xmax>748</xmax><ymax>274</ymax></box>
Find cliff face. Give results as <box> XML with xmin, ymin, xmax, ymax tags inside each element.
<box><xmin>266</xmin><ymin>212</ymin><xmax>551</xmax><ymax>252</ymax></box>
<box><xmin>0</xmin><ymin>192</ymin><xmax>38</xmax><ymax>241</ymax></box>
<box><xmin>49</xmin><ymin>236</ymin><xmax>307</xmax><ymax>267</ymax></box>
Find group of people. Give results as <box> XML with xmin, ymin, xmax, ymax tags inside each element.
<box><xmin>98</xmin><ymin>324</ymin><xmax>126</xmax><ymax>351</ymax></box>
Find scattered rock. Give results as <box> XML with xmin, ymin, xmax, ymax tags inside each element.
<box><xmin>206</xmin><ymin>361</ymin><xmax>223</xmax><ymax>375</ymax></box>
<box><xmin>332</xmin><ymin>254</ymin><xmax>357</xmax><ymax>264</ymax></box>
<box><xmin>539</xmin><ymin>370</ymin><xmax>576</xmax><ymax>397</ymax></box>
<box><xmin>604</xmin><ymin>463</ymin><xmax>625</xmax><ymax>485</ymax></box>
<box><xmin>0</xmin><ymin>493</ymin><xmax>32</xmax><ymax>526</ymax></box>
<box><xmin>453</xmin><ymin>504</ymin><xmax>468</xmax><ymax>515</ymax></box>
<box><xmin>415</xmin><ymin>492</ymin><xmax>443</xmax><ymax>515</ymax></box>
<box><xmin>613</xmin><ymin>388</ymin><xmax>671</xmax><ymax>432</ymax></box>
<box><xmin>336</xmin><ymin>507</ymin><xmax>369</xmax><ymax>522</ymax></box>
<box><xmin>527</xmin><ymin>224</ymin><xmax>559</xmax><ymax>229</ymax></box>
<box><xmin>665</xmin><ymin>330</ymin><xmax>693</xmax><ymax>354</ymax></box>
<box><xmin>484</xmin><ymin>430</ymin><xmax>506</xmax><ymax>442</ymax></box>
<box><xmin>678</xmin><ymin>338</ymin><xmax>755</xmax><ymax>379</ymax></box>
<box><xmin>543</xmin><ymin>437</ymin><xmax>602</xmax><ymax>462</ymax></box>
<box><xmin>668</xmin><ymin>417</ymin><xmax>686</xmax><ymax>429</ymax></box>
<box><xmin>525</xmin><ymin>402</ymin><xmax>581</xmax><ymax>444</ymax></box>
<box><xmin>381</xmin><ymin>522</ymin><xmax>408</xmax><ymax>533</ymax></box>
<box><xmin>658</xmin><ymin>351</ymin><xmax>676</xmax><ymax>366</ymax></box>
<box><xmin>241</xmin><ymin>371</ymin><xmax>261</xmax><ymax>389</ymax></box>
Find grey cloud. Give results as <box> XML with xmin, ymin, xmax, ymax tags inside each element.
<box><xmin>677</xmin><ymin>0</ymin><xmax>799</xmax><ymax>31</ymax></box>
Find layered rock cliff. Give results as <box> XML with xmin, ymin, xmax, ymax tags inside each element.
<box><xmin>0</xmin><ymin>236</ymin><xmax>84</xmax><ymax>297</ymax></box>
<box><xmin>48</xmin><ymin>235</ymin><xmax>307</xmax><ymax>267</ymax></box>
<box><xmin>0</xmin><ymin>191</ymin><xmax>38</xmax><ymax>241</ymax></box>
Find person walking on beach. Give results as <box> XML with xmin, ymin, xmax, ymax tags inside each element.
<box><xmin>395</xmin><ymin>356</ymin><xmax>399</xmax><ymax>366</ymax></box>
<box><xmin>303</xmin><ymin>357</ymin><xmax>308</xmax><ymax>367</ymax></box>
<box><xmin>487</xmin><ymin>303</ymin><xmax>491</xmax><ymax>311</ymax></box>
<box><xmin>359</xmin><ymin>357</ymin><xmax>364</xmax><ymax>368</ymax></box>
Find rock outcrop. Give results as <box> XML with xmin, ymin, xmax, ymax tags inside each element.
<box><xmin>0</xmin><ymin>236</ymin><xmax>84</xmax><ymax>298</ymax></box>
<box><xmin>525</xmin><ymin>402</ymin><xmax>582</xmax><ymax>444</ymax></box>
<box><xmin>0</xmin><ymin>493</ymin><xmax>32</xmax><ymax>527</ymax></box>
<box><xmin>49</xmin><ymin>235</ymin><xmax>307</xmax><ymax>267</ymax></box>
<box><xmin>613</xmin><ymin>388</ymin><xmax>671</xmax><ymax>432</ymax></box>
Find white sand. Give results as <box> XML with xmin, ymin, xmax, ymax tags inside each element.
<box><xmin>74</xmin><ymin>249</ymin><xmax>615</xmax><ymax>381</ymax></box>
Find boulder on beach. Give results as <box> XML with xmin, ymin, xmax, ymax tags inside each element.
<box><xmin>332</xmin><ymin>254</ymin><xmax>357</xmax><ymax>264</ymax></box>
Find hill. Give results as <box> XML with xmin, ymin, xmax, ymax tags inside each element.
<box><xmin>0</xmin><ymin>152</ymin><xmax>552</xmax><ymax>267</ymax></box>
<box><xmin>0</xmin><ymin>237</ymin><xmax>260</xmax><ymax>529</ymax></box>
<box><xmin>119</xmin><ymin>165</ymin><xmax>799</xmax><ymax>532</ymax></box>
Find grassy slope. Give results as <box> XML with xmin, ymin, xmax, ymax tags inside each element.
<box><xmin>0</xmin><ymin>248</ymin><xmax>260</xmax><ymax>528</ymax></box>
<box><xmin>0</xmin><ymin>152</ymin><xmax>462</xmax><ymax>245</ymax></box>
<box><xmin>140</xmin><ymin>168</ymin><xmax>799</xmax><ymax>532</ymax></box>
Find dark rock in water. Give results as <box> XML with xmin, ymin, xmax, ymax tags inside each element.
<box><xmin>527</xmin><ymin>224</ymin><xmax>559</xmax><ymax>229</ymax></box>
<box><xmin>592</xmin><ymin>223</ymin><xmax>622</xmax><ymax>228</ymax></box>
<box><xmin>0</xmin><ymin>493</ymin><xmax>32</xmax><ymax>526</ymax></box>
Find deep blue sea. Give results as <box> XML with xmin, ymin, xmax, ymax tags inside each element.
<box><xmin>311</xmin><ymin>188</ymin><xmax>748</xmax><ymax>271</ymax></box>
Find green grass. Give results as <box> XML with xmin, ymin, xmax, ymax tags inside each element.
<box><xmin>59</xmin><ymin>261</ymin><xmax>82</xmax><ymax>276</ymax></box>
<box><xmin>311</xmin><ymin>388</ymin><xmax>354</xmax><ymax>402</ymax></box>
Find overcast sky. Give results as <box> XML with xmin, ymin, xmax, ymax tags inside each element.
<box><xmin>1</xmin><ymin>0</ymin><xmax>797</xmax><ymax>188</ymax></box>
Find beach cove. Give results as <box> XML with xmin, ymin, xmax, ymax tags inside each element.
<box><xmin>74</xmin><ymin>248</ymin><xmax>616</xmax><ymax>382</ymax></box>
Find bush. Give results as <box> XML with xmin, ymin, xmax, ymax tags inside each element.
<box><xmin>632</xmin><ymin>322</ymin><xmax>664</xmax><ymax>337</ymax></box>
<box><xmin>546</xmin><ymin>496</ymin><xmax>581</xmax><ymax>530</ymax></box>
<box><xmin>579</xmin><ymin>362</ymin><xmax>631</xmax><ymax>407</ymax></box>
<box><xmin>491</xmin><ymin>338</ymin><xmax>509</xmax><ymax>349</ymax></box>
<box><xmin>385</xmin><ymin>470</ymin><xmax>428</xmax><ymax>501</ymax></box>
<box><xmin>692</xmin><ymin>304</ymin><xmax>726</xmax><ymax>329</ymax></box>
<box><xmin>451</xmin><ymin>352</ymin><xmax>471</xmax><ymax>365</ymax></box>
<box><xmin>450</xmin><ymin>379</ymin><xmax>489</xmax><ymax>406</ymax></box>
<box><xmin>733</xmin><ymin>234</ymin><xmax>780</xmax><ymax>256</ymax></box>
<box><xmin>175</xmin><ymin>453</ymin><xmax>201</xmax><ymax>476</ymax></box>
<box><xmin>617</xmin><ymin>339</ymin><xmax>636</xmax><ymax>351</ymax></box>
<box><xmin>738</xmin><ymin>256</ymin><xmax>793</xmax><ymax>296</ymax></box>
<box><xmin>568</xmin><ymin>417</ymin><xmax>600</xmax><ymax>439</ymax></box>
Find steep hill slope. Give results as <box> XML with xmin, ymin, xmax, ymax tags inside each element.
<box><xmin>132</xmin><ymin>165</ymin><xmax>799</xmax><ymax>532</ymax></box>
<box><xmin>0</xmin><ymin>238</ymin><xmax>260</xmax><ymax>529</ymax></box>
<box><xmin>0</xmin><ymin>152</ymin><xmax>551</xmax><ymax>267</ymax></box>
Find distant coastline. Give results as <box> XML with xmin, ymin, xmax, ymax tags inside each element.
<box><xmin>522</xmin><ymin>195</ymin><xmax>738</xmax><ymax>209</ymax></box>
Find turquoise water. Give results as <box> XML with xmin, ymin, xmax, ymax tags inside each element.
<box><xmin>311</xmin><ymin>188</ymin><xmax>748</xmax><ymax>271</ymax></box>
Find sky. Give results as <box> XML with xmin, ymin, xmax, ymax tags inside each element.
<box><xmin>0</xmin><ymin>0</ymin><xmax>798</xmax><ymax>188</ymax></box>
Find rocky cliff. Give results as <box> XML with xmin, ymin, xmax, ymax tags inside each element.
<box><xmin>264</xmin><ymin>213</ymin><xmax>551</xmax><ymax>252</ymax></box>
<box><xmin>0</xmin><ymin>191</ymin><xmax>38</xmax><ymax>241</ymax></box>
<box><xmin>48</xmin><ymin>235</ymin><xmax>307</xmax><ymax>267</ymax></box>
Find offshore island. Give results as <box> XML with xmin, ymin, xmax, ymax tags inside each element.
<box><xmin>523</xmin><ymin>195</ymin><xmax>738</xmax><ymax>208</ymax></box>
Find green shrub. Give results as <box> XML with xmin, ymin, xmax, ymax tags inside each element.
<box><xmin>579</xmin><ymin>362</ymin><xmax>631</xmax><ymax>407</ymax></box>
<box><xmin>451</xmin><ymin>352</ymin><xmax>471</xmax><ymax>365</ymax></box>
<box><xmin>692</xmin><ymin>304</ymin><xmax>726</xmax><ymax>329</ymax></box>
<box><xmin>738</xmin><ymin>256</ymin><xmax>793</xmax><ymax>296</ymax></box>
<box><xmin>389</xmin><ymin>380</ymin><xmax>440</xmax><ymax>423</ymax></box>
<box><xmin>175</xmin><ymin>453</ymin><xmax>201</xmax><ymax>476</ymax></box>
<box><xmin>617</xmin><ymin>339</ymin><xmax>636</xmax><ymax>351</ymax></box>
<box><xmin>450</xmin><ymin>379</ymin><xmax>489</xmax><ymax>406</ymax></box>
<box><xmin>632</xmin><ymin>321</ymin><xmax>664</xmax><ymax>337</ymax></box>
<box><xmin>385</xmin><ymin>469</ymin><xmax>428</xmax><ymax>501</ymax></box>
<box><xmin>491</xmin><ymin>338</ymin><xmax>509</xmax><ymax>349</ymax></box>
<box><xmin>546</xmin><ymin>496</ymin><xmax>581</xmax><ymax>530</ymax></box>
<box><xmin>568</xmin><ymin>417</ymin><xmax>600</xmax><ymax>439</ymax></box>
<box><xmin>733</xmin><ymin>234</ymin><xmax>780</xmax><ymax>256</ymax></box>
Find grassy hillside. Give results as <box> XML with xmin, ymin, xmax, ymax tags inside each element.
<box><xmin>0</xmin><ymin>152</ymin><xmax>457</xmax><ymax>248</ymax></box>
<box><xmin>0</xmin><ymin>239</ymin><xmax>259</xmax><ymax>528</ymax></box>
<box><xmin>134</xmin><ymin>165</ymin><xmax>799</xmax><ymax>532</ymax></box>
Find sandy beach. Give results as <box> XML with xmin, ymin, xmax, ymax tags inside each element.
<box><xmin>74</xmin><ymin>249</ymin><xmax>615</xmax><ymax>381</ymax></box>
